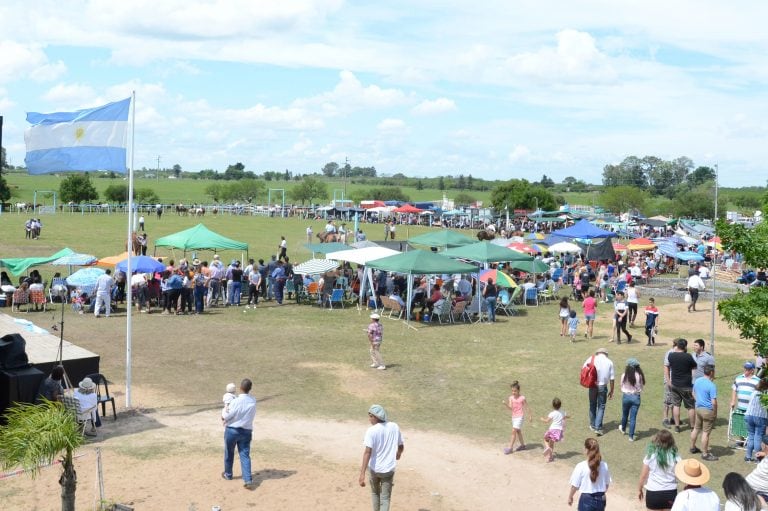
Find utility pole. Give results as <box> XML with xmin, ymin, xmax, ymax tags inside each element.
<box><xmin>344</xmin><ymin>156</ymin><xmax>349</xmax><ymax>203</ymax></box>
<box><xmin>157</xmin><ymin>155</ymin><xmax>161</xmax><ymax>182</ymax></box>
<box><xmin>711</xmin><ymin>164</ymin><xmax>719</xmax><ymax>356</ymax></box>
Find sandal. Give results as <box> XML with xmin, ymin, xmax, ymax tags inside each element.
<box><xmin>515</xmin><ymin>445</ymin><xmax>526</xmax><ymax>452</ymax></box>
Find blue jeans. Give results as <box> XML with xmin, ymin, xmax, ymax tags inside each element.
<box><xmin>746</xmin><ymin>415</ymin><xmax>768</xmax><ymax>460</ymax></box>
<box><xmin>194</xmin><ymin>286</ymin><xmax>206</xmax><ymax>313</ymax></box>
<box><xmin>578</xmin><ymin>492</ymin><xmax>606</xmax><ymax>511</ymax></box>
<box><xmin>224</xmin><ymin>426</ymin><xmax>252</xmax><ymax>484</ymax></box>
<box><xmin>230</xmin><ymin>282</ymin><xmax>242</xmax><ymax>305</ymax></box>
<box><xmin>589</xmin><ymin>386</ymin><xmax>608</xmax><ymax>431</ymax></box>
<box><xmin>485</xmin><ymin>296</ymin><xmax>497</xmax><ymax>322</ymax></box>
<box><xmin>369</xmin><ymin>470</ymin><xmax>395</xmax><ymax>511</ymax></box>
<box><xmin>621</xmin><ymin>393</ymin><xmax>641</xmax><ymax>438</ymax></box>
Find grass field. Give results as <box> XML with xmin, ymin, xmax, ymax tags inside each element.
<box><xmin>0</xmin><ymin>211</ymin><xmax>756</xmax><ymax>501</ymax></box>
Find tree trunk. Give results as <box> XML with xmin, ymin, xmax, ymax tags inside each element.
<box><xmin>59</xmin><ymin>451</ymin><xmax>77</xmax><ymax>511</ymax></box>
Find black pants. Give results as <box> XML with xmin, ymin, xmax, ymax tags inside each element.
<box><xmin>628</xmin><ymin>302</ymin><xmax>638</xmax><ymax>324</ymax></box>
<box><xmin>615</xmin><ymin>316</ymin><xmax>631</xmax><ymax>342</ymax></box>
<box><xmin>248</xmin><ymin>283</ymin><xmax>259</xmax><ymax>305</ymax></box>
<box><xmin>688</xmin><ymin>287</ymin><xmax>699</xmax><ymax>310</ymax></box>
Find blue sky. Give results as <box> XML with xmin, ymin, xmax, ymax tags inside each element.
<box><xmin>1</xmin><ymin>0</ymin><xmax>767</xmax><ymax>186</ymax></box>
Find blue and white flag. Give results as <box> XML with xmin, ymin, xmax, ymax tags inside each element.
<box><xmin>25</xmin><ymin>97</ymin><xmax>131</xmax><ymax>174</ymax></box>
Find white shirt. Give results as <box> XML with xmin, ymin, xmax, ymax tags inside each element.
<box><xmin>95</xmin><ymin>274</ymin><xmax>114</xmax><ymax>294</ymax></box>
<box><xmin>280</xmin><ymin>239</ymin><xmax>287</xmax><ymax>248</ymax></box>
<box><xmin>130</xmin><ymin>274</ymin><xmax>147</xmax><ymax>287</ymax></box>
<box><xmin>687</xmin><ymin>274</ymin><xmax>705</xmax><ymax>290</ymax></box>
<box><xmin>670</xmin><ymin>487</ymin><xmax>720</xmax><ymax>511</ymax></box>
<box><xmin>584</xmin><ymin>354</ymin><xmax>615</xmax><ymax>386</ymax></box>
<box><xmin>699</xmin><ymin>266</ymin><xmax>710</xmax><ymax>279</ymax></box>
<box><xmin>223</xmin><ymin>393</ymin><xmax>257</xmax><ymax>430</ymax></box>
<box><xmin>364</xmin><ymin>421</ymin><xmax>403</xmax><ymax>473</ymax></box>
<box><xmin>642</xmin><ymin>453</ymin><xmax>680</xmax><ymax>491</ymax></box>
<box><xmin>548</xmin><ymin>410</ymin><xmax>566</xmax><ymax>431</ymax></box>
<box><xmin>569</xmin><ymin>460</ymin><xmax>611</xmax><ymax>493</ymax></box>
<box><xmin>74</xmin><ymin>389</ymin><xmax>98</xmax><ymax>423</ymax></box>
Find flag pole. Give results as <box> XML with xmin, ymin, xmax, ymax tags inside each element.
<box><xmin>125</xmin><ymin>91</ymin><xmax>136</xmax><ymax>408</ymax></box>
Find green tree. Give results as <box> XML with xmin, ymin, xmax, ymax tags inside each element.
<box><xmin>104</xmin><ymin>183</ymin><xmax>129</xmax><ymax>203</ymax></box>
<box><xmin>350</xmin><ymin>187</ymin><xmax>410</xmax><ymax>203</ymax></box>
<box><xmin>289</xmin><ymin>177</ymin><xmax>329</xmax><ymax>205</ymax></box>
<box><xmin>455</xmin><ymin>175</ymin><xmax>466</xmax><ymax>190</ymax></box>
<box><xmin>438</xmin><ymin>176</ymin><xmax>445</xmax><ymax>191</ymax></box>
<box><xmin>672</xmin><ymin>183</ymin><xmax>725</xmax><ymax>219</ymax></box>
<box><xmin>321</xmin><ymin>162</ymin><xmax>339</xmax><ymax>177</ymax></box>
<box><xmin>453</xmin><ymin>192</ymin><xmax>476</xmax><ymax>206</ymax></box>
<box><xmin>489</xmin><ymin>179</ymin><xmax>557</xmax><ymax>211</ymax></box>
<box><xmin>136</xmin><ymin>188</ymin><xmax>159</xmax><ymax>204</ymax></box>
<box><xmin>205</xmin><ymin>183</ymin><xmax>224</xmax><ymax>202</ymax></box>
<box><xmin>416</xmin><ymin>179</ymin><xmax>424</xmax><ymax>191</ymax></box>
<box><xmin>223</xmin><ymin>179</ymin><xmax>265</xmax><ymax>203</ymax></box>
<box><xmin>598</xmin><ymin>185</ymin><xmax>648</xmax><ymax>214</ymax></box>
<box><xmin>1</xmin><ymin>145</ymin><xmax>6</xmax><ymax>173</ymax></box>
<box><xmin>539</xmin><ymin>174</ymin><xmax>555</xmax><ymax>188</ymax></box>
<box><xmin>718</xmin><ymin>220</ymin><xmax>768</xmax><ymax>360</ymax></box>
<box><xmin>59</xmin><ymin>174</ymin><xmax>99</xmax><ymax>203</ymax></box>
<box><xmin>0</xmin><ymin>175</ymin><xmax>10</xmax><ymax>203</ymax></box>
<box><xmin>0</xmin><ymin>400</ymin><xmax>85</xmax><ymax>511</ymax></box>
<box><xmin>687</xmin><ymin>166</ymin><xmax>716</xmax><ymax>187</ymax></box>
<box><xmin>223</xmin><ymin>162</ymin><xmax>246</xmax><ymax>180</ymax></box>
<box><xmin>172</xmin><ymin>164</ymin><xmax>182</xmax><ymax>178</ymax></box>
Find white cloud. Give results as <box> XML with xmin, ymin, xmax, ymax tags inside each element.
<box><xmin>295</xmin><ymin>70</ymin><xmax>410</xmax><ymax>115</ymax></box>
<box><xmin>0</xmin><ymin>41</ymin><xmax>66</xmax><ymax>84</ymax></box>
<box><xmin>412</xmin><ymin>97</ymin><xmax>456</xmax><ymax>115</ymax></box>
<box><xmin>377</xmin><ymin>118</ymin><xmax>406</xmax><ymax>132</ymax></box>
<box><xmin>508</xmin><ymin>144</ymin><xmax>531</xmax><ymax>163</ymax></box>
<box><xmin>42</xmin><ymin>83</ymin><xmax>98</xmax><ymax>105</ymax></box>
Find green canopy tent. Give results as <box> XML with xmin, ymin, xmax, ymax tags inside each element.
<box><xmin>507</xmin><ymin>258</ymin><xmax>550</xmax><ymax>274</ymax></box>
<box><xmin>367</xmin><ymin>249</ymin><xmax>478</xmax><ymax>325</ymax></box>
<box><xmin>441</xmin><ymin>241</ymin><xmax>533</xmax><ymax>268</ymax></box>
<box><xmin>0</xmin><ymin>247</ymin><xmax>75</xmax><ymax>276</ymax></box>
<box><xmin>407</xmin><ymin>230</ymin><xmax>475</xmax><ymax>250</ymax></box>
<box><xmin>153</xmin><ymin>224</ymin><xmax>248</xmax><ymax>258</ymax></box>
<box><xmin>304</xmin><ymin>242</ymin><xmax>350</xmax><ymax>257</ymax></box>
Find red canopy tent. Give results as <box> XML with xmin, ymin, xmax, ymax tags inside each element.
<box><xmin>393</xmin><ymin>204</ymin><xmax>423</xmax><ymax>214</ymax></box>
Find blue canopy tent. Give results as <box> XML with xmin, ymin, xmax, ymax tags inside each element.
<box><xmin>550</xmin><ymin>219</ymin><xmax>618</xmax><ymax>240</ymax></box>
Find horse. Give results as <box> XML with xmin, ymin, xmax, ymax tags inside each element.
<box><xmin>176</xmin><ymin>204</ymin><xmax>188</xmax><ymax>216</ymax></box>
<box><xmin>193</xmin><ymin>207</ymin><xmax>205</xmax><ymax>217</ymax></box>
<box><xmin>156</xmin><ymin>204</ymin><xmax>163</xmax><ymax>220</ymax></box>
<box><xmin>476</xmin><ymin>230</ymin><xmax>496</xmax><ymax>241</ymax></box>
<box><xmin>211</xmin><ymin>206</ymin><xmax>219</xmax><ymax>216</ymax></box>
<box><xmin>128</xmin><ymin>232</ymin><xmax>142</xmax><ymax>255</ymax></box>
<box><xmin>317</xmin><ymin>231</ymin><xmax>340</xmax><ymax>243</ymax></box>
<box><xmin>15</xmin><ymin>202</ymin><xmax>33</xmax><ymax>213</ymax></box>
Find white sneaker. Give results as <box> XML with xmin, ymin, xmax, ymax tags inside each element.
<box><xmin>618</xmin><ymin>425</ymin><xmax>625</xmax><ymax>434</ymax></box>
<box><xmin>377</xmin><ymin>366</ymin><xmax>386</xmax><ymax>370</ymax></box>
<box><xmin>370</xmin><ymin>363</ymin><xmax>378</xmax><ymax>368</ymax></box>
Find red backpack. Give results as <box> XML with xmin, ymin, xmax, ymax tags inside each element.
<box><xmin>580</xmin><ymin>355</ymin><xmax>598</xmax><ymax>388</ymax></box>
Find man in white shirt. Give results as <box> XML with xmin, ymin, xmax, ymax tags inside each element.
<box><xmin>359</xmin><ymin>404</ymin><xmax>404</xmax><ymax>511</ymax></box>
<box><xmin>698</xmin><ymin>265</ymin><xmax>710</xmax><ymax>279</ymax></box>
<box><xmin>222</xmin><ymin>378</ymin><xmax>257</xmax><ymax>488</ymax></box>
<box><xmin>687</xmin><ymin>271</ymin><xmax>706</xmax><ymax>312</ymax></box>
<box><xmin>583</xmin><ymin>347</ymin><xmax>615</xmax><ymax>436</ymax></box>
<box><xmin>94</xmin><ymin>269</ymin><xmax>114</xmax><ymax>318</ymax></box>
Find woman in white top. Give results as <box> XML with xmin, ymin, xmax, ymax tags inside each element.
<box><xmin>722</xmin><ymin>472</ymin><xmax>763</xmax><ymax>511</ymax></box>
<box><xmin>638</xmin><ymin>430</ymin><xmax>681</xmax><ymax>511</ymax></box>
<box><xmin>568</xmin><ymin>437</ymin><xmax>611</xmax><ymax>510</ymax></box>
<box><xmin>670</xmin><ymin>458</ymin><xmax>720</xmax><ymax>511</ymax></box>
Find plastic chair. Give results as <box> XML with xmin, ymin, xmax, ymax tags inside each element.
<box><xmin>61</xmin><ymin>394</ymin><xmax>98</xmax><ymax>435</ymax></box>
<box><xmin>86</xmin><ymin>373</ymin><xmax>117</xmax><ymax>420</ymax></box>
<box><xmin>524</xmin><ymin>287</ymin><xmax>538</xmax><ymax>307</ymax></box>
<box><xmin>326</xmin><ymin>288</ymin><xmax>345</xmax><ymax>309</ymax></box>
<box><xmin>430</xmin><ymin>300</ymin><xmax>452</xmax><ymax>324</ymax></box>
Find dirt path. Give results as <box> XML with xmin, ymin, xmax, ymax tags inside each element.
<box><xmin>3</xmin><ymin>404</ymin><xmax>642</xmax><ymax>510</ymax></box>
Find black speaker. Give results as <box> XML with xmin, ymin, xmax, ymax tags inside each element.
<box><xmin>0</xmin><ymin>334</ymin><xmax>30</xmax><ymax>370</ymax></box>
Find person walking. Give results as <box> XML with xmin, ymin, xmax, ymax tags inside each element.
<box><xmin>690</xmin><ymin>364</ymin><xmax>718</xmax><ymax>461</ymax></box>
<box><xmin>367</xmin><ymin>313</ymin><xmax>385</xmax><ymax>370</ymax></box>
<box><xmin>665</xmin><ymin>338</ymin><xmax>697</xmax><ymax>433</ymax></box>
<box><xmin>637</xmin><ymin>430</ymin><xmax>681</xmax><ymax>511</ymax></box>
<box><xmin>568</xmin><ymin>437</ymin><xmax>612</xmax><ymax>510</ymax></box>
<box><xmin>626</xmin><ymin>281</ymin><xmax>640</xmax><ymax>326</ymax></box>
<box><xmin>613</xmin><ymin>291</ymin><xmax>632</xmax><ymax>344</ymax></box>
<box><xmin>359</xmin><ymin>404</ymin><xmax>404</xmax><ymax>511</ymax></box>
<box><xmin>619</xmin><ymin>358</ymin><xmax>645</xmax><ymax>442</ymax></box>
<box><xmin>503</xmin><ymin>380</ymin><xmax>532</xmax><ymax>454</ymax></box>
<box><xmin>686</xmin><ymin>270</ymin><xmax>706</xmax><ymax>312</ymax></box>
<box><xmin>583</xmin><ymin>290</ymin><xmax>597</xmax><ymax>339</ymax></box>
<box><xmin>93</xmin><ymin>269</ymin><xmax>114</xmax><ymax>318</ymax></box>
<box><xmin>744</xmin><ymin>379</ymin><xmax>768</xmax><ymax>462</ymax></box>
<box><xmin>584</xmin><ymin>348</ymin><xmax>614</xmax><ymax>436</ymax></box>
<box><xmin>221</xmin><ymin>378</ymin><xmax>257</xmax><ymax>489</ymax></box>
<box><xmin>278</xmin><ymin>236</ymin><xmax>287</xmax><ymax>261</ymax></box>
<box><xmin>669</xmin><ymin>458</ymin><xmax>720</xmax><ymax>510</ymax></box>
<box><xmin>644</xmin><ymin>298</ymin><xmax>659</xmax><ymax>346</ymax></box>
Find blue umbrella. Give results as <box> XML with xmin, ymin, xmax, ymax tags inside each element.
<box><xmin>676</xmin><ymin>251</ymin><xmax>704</xmax><ymax>262</ymax></box>
<box><xmin>66</xmin><ymin>267</ymin><xmax>105</xmax><ymax>287</ymax></box>
<box><xmin>116</xmin><ymin>255</ymin><xmax>166</xmax><ymax>274</ymax></box>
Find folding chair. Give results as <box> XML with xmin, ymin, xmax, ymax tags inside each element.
<box><xmin>388</xmin><ymin>299</ymin><xmax>404</xmax><ymax>320</ymax></box>
<box><xmin>451</xmin><ymin>300</ymin><xmax>468</xmax><ymax>322</ymax></box>
<box><xmin>496</xmin><ymin>290</ymin><xmax>517</xmax><ymax>316</ymax></box>
<box><xmin>524</xmin><ymin>287</ymin><xmax>538</xmax><ymax>307</ymax></box>
<box><xmin>326</xmin><ymin>288</ymin><xmax>345</xmax><ymax>309</ymax></box>
<box><xmin>11</xmin><ymin>288</ymin><xmax>29</xmax><ymax>313</ymax></box>
<box><xmin>87</xmin><ymin>373</ymin><xmax>117</xmax><ymax>420</ymax></box>
<box><xmin>61</xmin><ymin>394</ymin><xmax>98</xmax><ymax>436</ymax></box>
<box><xmin>430</xmin><ymin>300</ymin><xmax>452</xmax><ymax>324</ymax></box>
<box><xmin>538</xmin><ymin>283</ymin><xmax>555</xmax><ymax>304</ymax></box>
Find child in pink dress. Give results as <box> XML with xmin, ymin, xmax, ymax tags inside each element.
<box><xmin>503</xmin><ymin>381</ymin><xmax>532</xmax><ymax>454</ymax></box>
<box><xmin>541</xmin><ymin>397</ymin><xmax>568</xmax><ymax>462</ymax></box>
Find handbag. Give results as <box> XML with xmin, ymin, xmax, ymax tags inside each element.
<box><xmin>684</xmin><ymin>292</ymin><xmax>692</xmax><ymax>303</ymax></box>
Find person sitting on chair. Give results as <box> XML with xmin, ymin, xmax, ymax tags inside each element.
<box><xmin>423</xmin><ymin>284</ymin><xmax>444</xmax><ymax>315</ymax></box>
<box><xmin>74</xmin><ymin>377</ymin><xmax>99</xmax><ymax>436</ymax></box>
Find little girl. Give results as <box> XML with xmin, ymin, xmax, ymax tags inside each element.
<box><xmin>541</xmin><ymin>397</ymin><xmax>568</xmax><ymax>462</ymax></box>
<box><xmin>567</xmin><ymin>310</ymin><xmax>580</xmax><ymax>343</ymax></box>
<box><xmin>558</xmin><ymin>297</ymin><xmax>571</xmax><ymax>337</ymax></box>
<box><xmin>503</xmin><ymin>381</ymin><xmax>531</xmax><ymax>454</ymax></box>
<box><xmin>221</xmin><ymin>382</ymin><xmax>237</xmax><ymax>419</ymax></box>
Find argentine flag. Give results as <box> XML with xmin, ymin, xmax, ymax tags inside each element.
<box><xmin>24</xmin><ymin>97</ymin><xmax>131</xmax><ymax>174</ymax></box>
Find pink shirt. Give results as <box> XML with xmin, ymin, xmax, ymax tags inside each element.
<box><xmin>508</xmin><ymin>395</ymin><xmax>527</xmax><ymax>418</ymax></box>
<box><xmin>582</xmin><ymin>296</ymin><xmax>597</xmax><ymax>315</ymax></box>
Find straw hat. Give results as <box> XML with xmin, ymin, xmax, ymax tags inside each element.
<box><xmin>674</xmin><ymin>459</ymin><xmax>710</xmax><ymax>486</ymax></box>
<box><xmin>78</xmin><ymin>377</ymin><xmax>96</xmax><ymax>391</ymax></box>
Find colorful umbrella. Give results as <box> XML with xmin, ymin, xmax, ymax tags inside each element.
<box><xmin>507</xmin><ymin>242</ymin><xmax>537</xmax><ymax>254</ymax></box>
<box><xmin>612</xmin><ymin>242</ymin><xmax>628</xmax><ymax>252</ymax></box>
<box><xmin>479</xmin><ymin>268</ymin><xmax>517</xmax><ymax>288</ymax></box>
<box><xmin>627</xmin><ymin>238</ymin><xmax>656</xmax><ymax>250</ymax></box>
<box><xmin>548</xmin><ymin>241</ymin><xmax>582</xmax><ymax>254</ymax></box>
<box><xmin>65</xmin><ymin>267</ymin><xmax>105</xmax><ymax>287</ymax></box>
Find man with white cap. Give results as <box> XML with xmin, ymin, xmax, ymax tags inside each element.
<box><xmin>359</xmin><ymin>404</ymin><xmax>404</xmax><ymax>511</ymax></box>
<box><xmin>367</xmin><ymin>313</ymin><xmax>385</xmax><ymax>370</ymax></box>
<box><xmin>583</xmin><ymin>347</ymin><xmax>614</xmax><ymax>436</ymax></box>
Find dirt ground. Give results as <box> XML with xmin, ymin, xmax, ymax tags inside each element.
<box><xmin>2</xmin><ymin>394</ymin><xmax>643</xmax><ymax>511</ymax></box>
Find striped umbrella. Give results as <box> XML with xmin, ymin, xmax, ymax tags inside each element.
<box><xmin>479</xmin><ymin>268</ymin><xmax>517</xmax><ymax>288</ymax></box>
<box><xmin>293</xmin><ymin>258</ymin><xmax>340</xmax><ymax>275</ymax></box>
<box><xmin>507</xmin><ymin>242</ymin><xmax>537</xmax><ymax>254</ymax></box>
<box><xmin>627</xmin><ymin>238</ymin><xmax>656</xmax><ymax>250</ymax></box>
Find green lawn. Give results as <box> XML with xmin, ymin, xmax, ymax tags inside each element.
<box><xmin>0</xmin><ymin>210</ymin><xmax>755</xmax><ymax>500</ymax></box>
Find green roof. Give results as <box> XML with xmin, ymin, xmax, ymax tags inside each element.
<box><xmin>154</xmin><ymin>224</ymin><xmax>248</xmax><ymax>252</ymax></box>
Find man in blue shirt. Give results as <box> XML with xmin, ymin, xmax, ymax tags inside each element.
<box><xmin>222</xmin><ymin>378</ymin><xmax>257</xmax><ymax>488</ymax></box>
<box><xmin>691</xmin><ymin>364</ymin><xmax>718</xmax><ymax>461</ymax></box>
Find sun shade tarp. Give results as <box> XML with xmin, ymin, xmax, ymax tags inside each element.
<box><xmin>154</xmin><ymin>224</ymin><xmax>248</xmax><ymax>252</ymax></box>
<box><xmin>551</xmin><ymin>219</ymin><xmax>618</xmax><ymax>239</ymax></box>
<box><xmin>441</xmin><ymin>241</ymin><xmax>533</xmax><ymax>264</ymax></box>
<box><xmin>0</xmin><ymin>247</ymin><xmax>75</xmax><ymax>275</ymax></box>
<box><xmin>367</xmin><ymin>249</ymin><xmax>478</xmax><ymax>274</ymax></box>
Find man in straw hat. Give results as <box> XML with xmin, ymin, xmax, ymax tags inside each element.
<box><xmin>359</xmin><ymin>404</ymin><xmax>404</xmax><ymax>511</ymax></box>
<box><xmin>670</xmin><ymin>458</ymin><xmax>720</xmax><ymax>509</ymax></box>
<box><xmin>74</xmin><ymin>377</ymin><xmax>99</xmax><ymax>436</ymax></box>
<box><xmin>367</xmin><ymin>313</ymin><xmax>385</xmax><ymax>370</ymax></box>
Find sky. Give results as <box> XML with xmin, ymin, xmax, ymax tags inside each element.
<box><xmin>1</xmin><ymin>0</ymin><xmax>767</xmax><ymax>186</ymax></box>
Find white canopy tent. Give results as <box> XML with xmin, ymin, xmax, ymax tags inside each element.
<box><xmin>326</xmin><ymin>246</ymin><xmax>400</xmax><ymax>307</ymax></box>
